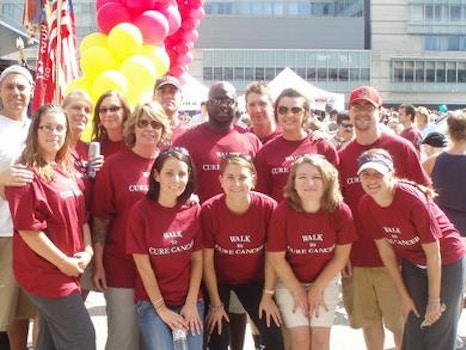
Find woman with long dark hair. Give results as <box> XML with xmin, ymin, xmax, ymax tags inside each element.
<box><xmin>127</xmin><ymin>147</ymin><xmax>204</xmax><ymax>349</ymax></box>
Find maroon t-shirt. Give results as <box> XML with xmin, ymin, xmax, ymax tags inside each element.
<box><xmin>399</xmin><ymin>126</ymin><xmax>422</xmax><ymax>152</ymax></box>
<box><xmin>202</xmin><ymin>191</ymin><xmax>276</xmax><ymax>284</ymax></box>
<box><xmin>174</xmin><ymin>124</ymin><xmax>262</xmax><ymax>202</ymax></box>
<box><xmin>267</xmin><ymin>201</ymin><xmax>357</xmax><ymax>283</ymax></box>
<box><xmin>99</xmin><ymin>137</ymin><xmax>127</xmax><ymax>158</ymax></box>
<box><xmin>92</xmin><ymin>149</ymin><xmax>154</xmax><ymax>288</ymax></box>
<box><xmin>126</xmin><ymin>198</ymin><xmax>203</xmax><ymax>306</ymax></box>
<box><xmin>359</xmin><ymin>182</ymin><xmax>466</xmax><ymax>266</ymax></box>
<box><xmin>255</xmin><ymin>134</ymin><xmax>339</xmax><ymax>202</ymax></box>
<box><xmin>338</xmin><ymin>132</ymin><xmax>431</xmax><ymax>267</ymax></box>
<box><xmin>6</xmin><ymin>165</ymin><xmax>86</xmax><ymax>298</ymax></box>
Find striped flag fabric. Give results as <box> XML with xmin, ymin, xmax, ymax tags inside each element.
<box><xmin>31</xmin><ymin>0</ymin><xmax>79</xmax><ymax>111</ymax></box>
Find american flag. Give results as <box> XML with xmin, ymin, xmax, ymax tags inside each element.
<box><xmin>31</xmin><ymin>0</ymin><xmax>79</xmax><ymax>111</ymax></box>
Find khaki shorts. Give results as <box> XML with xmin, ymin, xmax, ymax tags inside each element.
<box><xmin>342</xmin><ymin>266</ymin><xmax>403</xmax><ymax>334</ymax></box>
<box><xmin>0</xmin><ymin>237</ymin><xmax>36</xmax><ymax>330</ymax></box>
<box><xmin>275</xmin><ymin>277</ymin><xmax>339</xmax><ymax>328</ymax></box>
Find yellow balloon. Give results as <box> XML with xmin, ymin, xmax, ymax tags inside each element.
<box><xmin>80</xmin><ymin>32</ymin><xmax>108</xmax><ymax>54</ymax></box>
<box><xmin>65</xmin><ymin>77</ymin><xmax>93</xmax><ymax>96</ymax></box>
<box><xmin>80</xmin><ymin>121</ymin><xmax>94</xmax><ymax>142</ymax></box>
<box><xmin>120</xmin><ymin>55</ymin><xmax>157</xmax><ymax>89</ymax></box>
<box><xmin>107</xmin><ymin>23</ymin><xmax>143</xmax><ymax>62</ymax></box>
<box><xmin>139</xmin><ymin>45</ymin><xmax>170</xmax><ymax>78</ymax></box>
<box><xmin>81</xmin><ymin>46</ymin><xmax>118</xmax><ymax>81</ymax></box>
<box><xmin>92</xmin><ymin>70</ymin><xmax>127</xmax><ymax>98</ymax></box>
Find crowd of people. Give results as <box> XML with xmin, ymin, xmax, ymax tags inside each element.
<box><xmin>1</xmin><ymin>63</ymin><xmax>466</xmax><ymax>350</ymax></box>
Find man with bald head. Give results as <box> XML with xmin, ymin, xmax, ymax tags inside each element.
<box><xmin>174</xmin><ymin>81</ymin><xmax>262</xmax><ymax>202</ymax></box>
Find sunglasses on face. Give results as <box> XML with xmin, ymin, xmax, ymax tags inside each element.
<box><xmin>98</xmin><ymin>106</ymin><xmax>122</xmax><ymax>114</ymax></box>
<box><xmin>137</xmin><ymin>119</ymin><xmax>163</xmax><ymax>130</ymax></box>
<box><xmin>341</xmin><ymin>123</ymin><xmax>354</xmax><ymax>130</ymax></box>
<box><xmin>277</xmin><ymin>106</ymin><xmax>305</xmax><ymax>115</ymax></box>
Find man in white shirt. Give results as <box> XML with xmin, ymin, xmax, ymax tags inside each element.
<box><xmin>0</xmin><ymin>65</ymin><xmax>35</xmax><ymax>350</ymax></box>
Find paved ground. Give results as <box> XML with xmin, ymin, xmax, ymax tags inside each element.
<box><xmin>85</xmin><ymin>291</ymin><xmax>466</xmax><ymax>349</ymax></box>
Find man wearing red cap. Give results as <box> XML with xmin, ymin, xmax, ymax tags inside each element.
<box><xmin>338</xmin><ymin>86</ymin><xmax>430</xmax><ymax>350</ymax></box>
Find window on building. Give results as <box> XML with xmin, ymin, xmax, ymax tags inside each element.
<box><xmin>415</xmin><ymin>61</ymin><xmax>425</xmax><ymax>82</ymax></box>
<box><xmin>450</xmin><ymin>5</ymin><xmax>462</xmax><ymax>22</ymax></box>
<box><xmin>255</xmin><ymin>67</ymin><xmax>265</xmax><ymax>81</ymax></box>
<box><xmin>425</xmin><ymin>36</ymin><xmax>441</xmax><ymax>50</ymax></box>
<box><xmin>426</xmin><ymin>61</ymin><xmax>435</xmax><ymax>82</ymax></box>
<box><xmin>224</xmin><ymin>67</ymin><xmax>233</xmax><ymax>81</ymax></box>
<box><xmin>234</xmin><ymin>67</ymin><xmax>244</xmax><ymax>81</ymax></box>
<box><xmin>448</xmin><ymin>36</ymin><xmax>461</xmax><ymax>51</ymax></box>
<box><xmin>436</xmin><ymin>62</ymin><xmax>446</xmax><ymax>82</ymax></box>
<box><xmin>203</xmin><ymin>67</ymin><xmax>213</xmax><ymax>81</ymax></box>
<box><xmin>458</xmin><ymin>63</ymin><xmax>466</xmax><ymax>82</ymax></box>
<box><xmin>447</xmin><ymin>62</ymin><xmax>456</xmax><ymax>83</ymax></box>
<box><xmin>307</xmin><ymin>67</ymin><xmax>317</xmax><ymax>80</ymax></box>
<box><xmin>214</xmin><ymin>67</ymin><xmax>223</xmax><ymax>81</ymax></box>
<box><xmin>425</xmin><ymin>5</ymin><xmax>442</xmax><ymax>22</ymax></box>
<box><xmin>318</xmin><ymin>68</ymin><xmax>328</xmax><ymax>81</ymax></box>
<box><xmin>405</xmin><ymin>61</ymin><xmax>414</xmax><ymax>82</ymax></box>
<box><xmin>394</xmin><ymin>61</ymin><xmax>403</xmax><ymax>82</ymax></box>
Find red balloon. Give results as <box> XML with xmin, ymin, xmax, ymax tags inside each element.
<box><xmin>96</xmin><ymin>0</ymin><xmax>120</xmax><ymax>11</ymax></box>
<box><xmin>190</xmin><ymin>6</ymin><xmax>205</xmax><ymax>20</ymax></box>
<box><xmin>96</xmin><ymin>2</ymin><xmax>131</xmax><ymax>34</ymax></box>
<box><xmin>182</xmin><ymin>29</ymin><xmax>199</xmax><ymax>42</ymax></box>
<box><xmin>157</xmin><ymin>4</ymin><xmax>182</xmax><ymax>35</ymax></box>
<box><xmin>135</xmin><ymin>10</ymin><xmax>169</xmax><ymax>45</ymax></box>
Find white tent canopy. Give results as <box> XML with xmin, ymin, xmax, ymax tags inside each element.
<box><xmin>180</xmin><ymin>74</ymin><xmax>209</xmax><ymax>111</ymax></box>
<box><xmin>239</xmin><ymin>67</ymin><xmax>345</xmax><ymax>111</ymax></box>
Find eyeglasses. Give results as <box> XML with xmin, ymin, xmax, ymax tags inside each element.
<box><xmin>137</xmin><ymin>119</ymin><xmax>163</xmax><ymax>130</ymax></box>
<box><xmin>341</xmin><ymin>123</ymin><xmax>354</xmax><ymax>130</ymax></box>
<box><xmin>98</xmin><ymin>106</ymin><xmax>121</xmax><ymax>114</ymax></box>
<box><xmin>277</xmin><ymin>106</ymin><xmax>305</xmax><ymax>115</ymax></box>
<box><xmin>209</xmin><ymin>97</ymin><xmax>236</xmax><ymax>106</ymax></box>
<box><xmin>38</xmin><ymin>124</ymin><xmax>67</xmax><ymax>134</ymax></box>
<box><xmin>350</xmin><ymin>104</ymin><xmax>377</xmax><ymax>113</ymax></box>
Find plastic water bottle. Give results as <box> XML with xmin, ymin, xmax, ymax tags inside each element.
<box><xmin>172</xmin><ymin>328</ymin><xmax>188</xmax><ymax>350</ymax></box>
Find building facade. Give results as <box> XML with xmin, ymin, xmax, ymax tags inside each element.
<box><xmin>1</xmin><ymin>0</ymin><xmax>466</xmax><ymax>107</ymax></box>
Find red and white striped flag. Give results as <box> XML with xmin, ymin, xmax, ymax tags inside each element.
<box><xmin>32</xmin><ymin>0</ymin><xmax>79</xmax><ymax>111</ymax></box>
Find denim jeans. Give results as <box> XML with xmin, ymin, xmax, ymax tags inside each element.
<box><xmin>136</xmin><ymin>299</ymin><xmax>204</xmax><ymax>350</ymax></box>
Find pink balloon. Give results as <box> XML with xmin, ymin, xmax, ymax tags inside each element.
<box><xmin>187</xmin><ymin>0</ymin><xmax>203</xmax><ymax>10</ymax></box>
<box><xmin>169</xmin><ymin>64</ymin><xmax>187</xmax><ymax>77</ymax></box>
<box><xmin>190</xmin><ymin>6</ymin><xmax>205</xmax><ymax>20</ymax></box>
<box><xmin>157</xmin><ymin>4</ymin><xmax>181</xmax><ymax>35</ymax></box>
<box><xmin>181</xmin><ymin>18</ymin><xmax>200</xmax><ymax>31</ymax></box>
<box><xmin>174</xmin><ymin>41</ymin><xmax>191</xmax><ymax>54</ymax></box>
<box><xmin>176</xmin><ymin>52</ymin><xmax>193</xmax><ymax>65</ymax></box>
<box><xmin>182</xmin><ymin>29</ymin><xmax>199</xmax><ymax>42</ymax></box>
<box><xmin>124</xmin><ymin>0</ymin><xmax>157</xmax><ymax>18</ymax></box>
<box><xmin>96</xmin><ymin>0</ymin><xmax>121</xmax><ymax>11</ymax></box>
<box><xmin>97</xmin><ymin>2</ymin><xmax>131</xmax><ymax>34</ymax></box>
<box><xmin>135</xmin><ymin>11</ymin><xmax>169</xmax><ymax>45</ymax></box>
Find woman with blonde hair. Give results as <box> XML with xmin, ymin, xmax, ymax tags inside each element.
<box><xmin>92</xmin><ymin>101</ymin><xmax>170</xmax><ymax>350</ymax></box>
<box><xmin>6</xmin><ymin>104</ymin><xmax>95</xmax><ymax>349</ymax></box>
<box><xmin>268</xmin><ymin>154</ymin><xmax>357</xmax><ymax>350</ymax></box>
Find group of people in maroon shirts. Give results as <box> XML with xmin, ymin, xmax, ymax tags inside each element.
<box><xmin>1</xmin><ymin>64</ymin><xmax>466</xmax><ymax>350</ymax></box>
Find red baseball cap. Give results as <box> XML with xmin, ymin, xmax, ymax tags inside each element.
<box><xmin>348</xmin><ymin>86</ymin><xmax>382</xmax><ymax>108</ymax></box>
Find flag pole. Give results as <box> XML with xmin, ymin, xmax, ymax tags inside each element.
<box><xmin>54</xmin><ymin>0</ymin><xmax>63</xmax><ymax>103</ymax></box>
